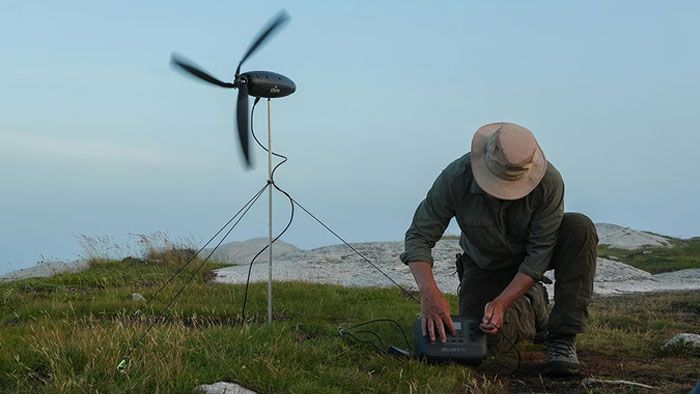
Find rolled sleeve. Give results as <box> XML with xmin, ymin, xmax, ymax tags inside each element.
<box><xmin>518</xmin><ymin>176</ymin><xmax>564</xmax><ymax>283</ymax></box>
<box><xmin>400</xmin><ymin>170</ymin><xmax>455</xmax><ymax>266</ymax></box>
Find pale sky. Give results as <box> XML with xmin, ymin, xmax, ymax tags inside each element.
<box><xmin>1</xmin><ymin>1</ymin><xmax>699</xmax><ymax>274</ymax></box>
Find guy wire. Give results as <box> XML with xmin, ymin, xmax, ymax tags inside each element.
<box><xmin>140</xmin><ymin>183</ymin><xmax>269</xmax><ymax>310</ymax></box>
<box><xmin>290</xmin><ymin>197</ymin><xmax>420</xmax><ymax>304</ymax></box>
<box><xmin>118</xmin><ymin>184</ymin><xmax>267</xmax><ymax>369</ymax></box>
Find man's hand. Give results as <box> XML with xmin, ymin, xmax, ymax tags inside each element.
<box><xmin>479</xmin><ymin>299</ymin><xmax>506</xmax><ymax>335</ymax></box>
<box><xmin>479</xmin><ymin>272</ymin><xmax>536</xmax><ymax>335</ymax></box>
<box><xmin>408</xmin><ymin>261</ymin><xmax>455</xmax><ymax>343</ymax></box>
<box><xmin>420</xmin><ymin>287</ymin><xmax>455</xmax><ymax>343</ymax></box>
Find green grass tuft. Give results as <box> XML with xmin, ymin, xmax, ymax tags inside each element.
<box><xmin>598</xmin><ymin>237</ymin><xmax>700</xmax><ymax>274</ymax></box>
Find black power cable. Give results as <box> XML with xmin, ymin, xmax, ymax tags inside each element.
<box><xmin>240</xmin><ymin>98</ymin><xmax>296</xmax><ymax>320</ymax></box>
<box><xmin>338</xmin><ymin>319</ymin><xmax>413</xmax><ymax>352</ymax></box>
<box><xmin>339</xmin><ymin>330</ymin><xmax>384</xmax><ymax>353</ymax></box>
<box><xmin>481</xmin><ymin>321</ymin><xmax>522</xmax><ymax>375</ymax></box>
<box><xmin>354</xmin><ymin>330</ymin><xmax>387</xmax><ymax>348</ymax></box>
<box><xmin>249</xmin><ymin>97</ymin><xmax>289</xmax><ymax>181</ymax></box>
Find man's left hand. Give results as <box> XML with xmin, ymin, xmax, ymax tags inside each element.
<box><xmin>480</xmin><ymin>299</ymin><xmax>506</xmax><ymax>335</ymax></box>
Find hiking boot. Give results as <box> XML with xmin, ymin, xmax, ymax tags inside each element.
<box><xmin>545</xmin><ymin>333</ymin><xmax>580</xmax><ymax>376</ymax></box>
<box><xmin>525</xmin><ymin>282</ymin><xmax>549</xmax><ymax>344</ymax></box>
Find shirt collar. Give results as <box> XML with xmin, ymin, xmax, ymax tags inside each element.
<box><xmin>469</xmin><ymin>179</ymin><xmax>484</xmax><ymax>194</ymax></box>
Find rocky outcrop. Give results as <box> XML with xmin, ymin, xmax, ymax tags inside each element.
<box><xmin>213</xmin><ymin>239</ymin><xmax>700</xmax><ymax>297</ymax></box>
<box><xmin>202</xmin><ymin>238</ymin><xmax>300</xmax><ymax>265</ymax></box>
<box><xmin>595</xmin><ymin>223</ymin><xmax>671</xmax><ymax>250</ymax></box>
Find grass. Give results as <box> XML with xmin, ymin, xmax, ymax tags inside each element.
<box><xmin>598</xmin><ymin>237</ymin><xmax>700</xmax><ymax>274</ymax></box>
<box><xmin>0</xmin><ymin>257</ymin><xmax>495</xmax><ymax>393</ymax></box>
<box><xmin>1</xmin><ymin>244</ymin><xmax>699</xmax><ymax>394</ymax></box>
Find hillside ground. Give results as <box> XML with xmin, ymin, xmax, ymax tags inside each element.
<box><xmin>1</xmin><ymin>245</ymin><xmax>699</xmax><ymax>393</ymax></box>
<box><xmin>597</xmin><ymin>237</ymin><xmax>700</xmax><ymax>274</ymax></box>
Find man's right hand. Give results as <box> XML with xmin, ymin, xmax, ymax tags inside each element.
<box><xmin>408</xmin><ymin>261</ymin><xmax>455</xmax><ymax>343</ymax></box>
<box><xmin>420</xmin><ymin>287</ymin><xmax>455</xmax><ymax>343</ymax></box>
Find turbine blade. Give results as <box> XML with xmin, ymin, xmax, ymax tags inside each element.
<box><xmin>171</xmin><ymin>53</ymin><xmax>235</xmax><ymax>88</ymax></box>
<box><xmin>237</xmin><ymin>81</ymin><xmax>251</xmax><ymax>167</ymax></box>
<box><xmin>235</xmin><ymin>10</ymin><xmax>290</xmax><ymax>76</ymax></box>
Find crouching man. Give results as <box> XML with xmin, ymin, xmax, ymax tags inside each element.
<box><xmin>400</xmin><ymin>123</ymin><xmax>598</xmax><ymax>376</ymax></box>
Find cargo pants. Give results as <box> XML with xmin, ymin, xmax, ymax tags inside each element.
<box><xmin>457</xmin><ymin>212</ymin><xmax>598</xmax><ymax>352</ymax></box>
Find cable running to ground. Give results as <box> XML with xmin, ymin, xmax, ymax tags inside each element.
<box><xmin>241</xmin><ymin>98</ymin><xmax>295</xmax><ymax>319</ymax></box>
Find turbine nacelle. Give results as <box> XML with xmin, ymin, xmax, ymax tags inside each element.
<box><xmin>239</xmin><ymin>71</ymin><xmax>296</xmax><ymax>99</ymax></box>
<box><xmin>170</xmin><ymin>10</ymin><xmax>293</xmax><ymax>168</ymax></box>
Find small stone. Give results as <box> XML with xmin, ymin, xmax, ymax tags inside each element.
<box><xmin>195</xmin><ymin>382</ymin><xmax>257</xmax><ymax>394</ymax></box>
<box><xmin>132</xmin><ymin>293</ymin><xmax>146</xmax><ymax>302</ymax></box>
<box><xmin>661</xmin><ymin>333</ymin><xmax>700</xmax><ymax>349</ymax></box>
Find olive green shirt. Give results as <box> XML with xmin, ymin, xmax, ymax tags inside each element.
<box><xmin>400</xmin><ymin>153</ymin><xmax>564</xmax><ymax>283</ymax></box>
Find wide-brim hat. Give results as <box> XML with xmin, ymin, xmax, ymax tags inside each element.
<box><xmin>471</xmin><ymin>122</ymin><xmax>547</xmax><ymax>200</ymax></box>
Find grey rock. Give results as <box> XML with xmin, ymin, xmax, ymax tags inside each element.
<box><xmin>214</xmin><ymin>240</ymin><xmax>700</xmax><ymax>298</ymax></box>
<box><xmin>202</xmin><ymin>238</ymin><xmax>300</xmax><ymax>265</ymax></box>
<box><xmin>595</xmin><ymin>223</ymin><xmax>670</xmax><ymax>250</ymax></box>
<box><xmin>195</xmin><ymin>382</ymin><xmax>257</xmax><ymax>394</ymax></box>
<box><xmin>592</xmin><ymin>258</ymin><xmax>652</xmax><ymax>282</ymax></box>
<box><xmin>213</xmin><ymin>239</ymin><xmax>461</xmax><ymax>292</ymax></box>
<box><xmin>661</xmin><ymin>333</ymin><xmax>700</xmax><ymax>349</ymax></box>
<box><xmin>654</xmin><ymin>268</ymin><xmax>700</xmax><ymax>280</ymax></box>
<box><xmin>132</xmin><ymin>293</ymin><xmax>146</xmax><ymax>302</ymax></box>
<box><xmin>0</xmin><ymin>260</ymin><xmax>89</xmax><ymax>282</ymax></box>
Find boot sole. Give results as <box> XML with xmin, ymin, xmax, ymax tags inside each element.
<box><xmin>545</xmin><ymin>361</ymin><xmax>580</xmax><ymax>376</ymax></box>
